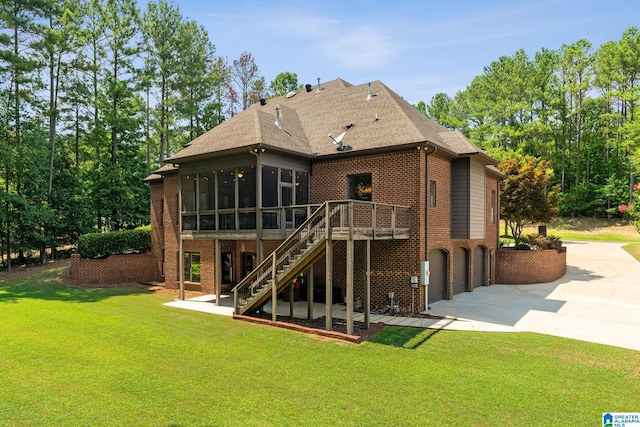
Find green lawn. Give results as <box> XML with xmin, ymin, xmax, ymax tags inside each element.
<box><xmin>520</xmin><ymin>218</ymin><xmax>640</xmax><ymax>243</ymax></box>
<box><xmin>1</xmin><ymin>266</ymin><xmax>639</xmax><ymax>426</ymax></box>
<box><xmin>551</xmin><ymin>230</ymin><xmax>640</xmax><ymax>242</ymax></box>
<box><xmin>624</xmin><ymin>243</ymin><xmax>640</xmax><ymax>262</ymax></box>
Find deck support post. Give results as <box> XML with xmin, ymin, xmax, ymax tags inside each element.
<box><xmin>215</xmin><ymin>239</ymin><xmax>221</xmax><ymax>306</ymax></box>
<box><xmin>307</xmin><ymin>265</ymin><xmax>314</xmax><ymax>320</ymax></box>
<box><xmin>272</xmin><ymin>254</ymin><xmax>277</xmax><ymax>322</ymax></box>
<box><xmin>346</xmin><ymin>238</ymin><xmax>354</xmax><ymax>335</ymax></box>
<box><xmin>289</xmin><ymin>283</ymin><xmax>294</xmax><ymax>318</ymax></box>
<box><xmin>325</xmin><ymin>239</ymin><xmax>333</xmax><ymax>331</ymax></box>
<box><xmin>364</xmin><ymin>239</ymin><xmax>371</xmax><ymax>329</ymax></box>
<box><xmin>179</xmin><ymin>237</ymin><xmax>185</xmax><ymax>300</ymax></box>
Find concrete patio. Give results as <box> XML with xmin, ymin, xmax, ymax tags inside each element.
<box><xmin>164</xmin><ymin>240</ymin><xmax>640</xmax><ymax>351</ymax></box>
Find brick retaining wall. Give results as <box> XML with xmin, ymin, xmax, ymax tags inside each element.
<box><xmin>495</xmin><ymin>248</ymin><xmax>566</xmax><ymax>284</ymax></box>
<box><xmin>69</xmin><ymin>253</ymin><xmax>157</xmax><ymax>285</ymax></box>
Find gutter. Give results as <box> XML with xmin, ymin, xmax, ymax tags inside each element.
<box><xmin>423</xmin><ymin>145</ymin><xmax>437</xmax><ymax>313</ymax></box>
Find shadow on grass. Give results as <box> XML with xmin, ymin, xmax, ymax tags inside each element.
<box><xmin>0</xmin><ymin>266</ymin><xmax>151</xmax><ymax>304</ymax></box>
<box><xmin>368</xmin><ymin>326</ymin><xmax>442</xmax><ymax>350</ymax></box>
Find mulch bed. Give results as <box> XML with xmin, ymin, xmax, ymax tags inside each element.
<box><xmin>235</xmin><ymin>312</ymin><xmax>386</xmax><ymax>343</ymax></box>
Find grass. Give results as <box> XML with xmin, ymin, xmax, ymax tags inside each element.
<box><xmin>623</xmin><ymin>243</ymin><xmax>640</xmax><ymax>262</ymax></box>
<box><xmin>550</xmin><ymin>230</ymin><xmax>640</xmax><ymax>242</ymax></box>
<box><xmin>500</xmin><ymin>217</ymin><xmax>640</xmax><ymax>243</ymax></box>
<box><xmin>1</xmin><ymin>266</ymin><xmax>639</xmax><ymax>426</ymax></box>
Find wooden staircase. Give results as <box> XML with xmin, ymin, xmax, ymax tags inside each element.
<box><xmin>232</xmin><ymin>200</ymin><xmax>411</xmax><ymax>316</ymax></box>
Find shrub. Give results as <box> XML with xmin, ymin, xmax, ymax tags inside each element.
<box><xmin>521</xmin><ymin>234</ymin><xmax>563</xmax><ymax>251</ymax></box>
<box><xmin>78</xmin><ymin>226</ymin><xmax>151</xmax><ymax>259</ymax></box>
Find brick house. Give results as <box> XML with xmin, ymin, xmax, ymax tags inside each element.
<box><xmin>145</xmin><ymin>78</ymin><xmax>502</xmax><ymax>333</ymax></box>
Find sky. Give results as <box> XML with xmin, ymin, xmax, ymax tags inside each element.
<box><xmin>165</xmin><ymin>0</ymin><xmax>640</xmax><ymax>105</ymax></box>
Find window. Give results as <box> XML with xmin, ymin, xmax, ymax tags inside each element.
<box><xmin>183</xmin><ymin>252</ymin><xmax>201</xmax><ymax>282</ymax></box>
<box><xmin>238</xmin><ymin>166</ymin><xmax>256</xmax><ymax>208</ymax></box>
<box><xmin>179</xmin><ymin>166</ymin><xmax>310</xmax><ymax>232</ymax></box>
<box><xmin>262</xmin><ymin>166</ymin><xmax>278</xmax><ymax>207</ymax></box>
<box><xmin>429</xmin><ymin>181</ymin><xmax>436</xmax><ymax>207</ymax></box>
<box><xmin>348</xmin><ymin>173</ymin><xmax>372</xmax><ymax>201</ymax></box>
<box><xmin>491</xmin><ymin>190</ymin><xmax>496</xmax><ymax>224</ymax></box>
<box><xmin>295</xmin><ymin>171</ymin><xmax>309</xmax><ymax>204</ymax></box>
<box><xmin>199</xmin><ymin>172</ymin><xmax>215</xmax><ymax>211</ymax></box>
<box><xmin>280</xmin><ymin>168</ymin><xmax>293</xmax><ymax>183</ymax></box>
<box><xmin>182</xmin><ymin>215</ymin><xmax>197</xmax><ymax>230</ymax></box>
<box><xmin>222</xmin><ymin>252</ymin><xmax>233</xmax><ymax>283</ymax></box>
<box><xmin>181</xmin><ymin>175</ymin><xmax>197</xmax><ymax>212</ymax></box>
<box><xmin>217</xmin><ymin>169</ymin><xmax>235</xmax><ymax>209</ymax></box>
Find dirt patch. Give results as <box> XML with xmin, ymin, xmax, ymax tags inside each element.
<box><xmin>145</xmin><ymin>287</ymin><xmax>207</xmax><ymax>299</ymax></box>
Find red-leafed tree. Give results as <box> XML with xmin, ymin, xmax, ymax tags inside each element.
<box><xmin>499</xmin><ymin>155</ymin><xmax>560</xmax><ymax>247</ymax></box>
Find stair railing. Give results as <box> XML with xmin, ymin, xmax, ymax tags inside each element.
<box><xmin>232</xmin><ymin>200</ymin><xmax>411</xmax><ymax>314</ymax></box>
<box><xmin>233</xmin><ymin>201</ymin><xmax>334</xmax><ymax>313</ymax></box>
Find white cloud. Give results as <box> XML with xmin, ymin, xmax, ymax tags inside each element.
<box><xmin>316</xmin><ymin>25</ymin><xmax>400</xmax><ymax>68</ymax></box>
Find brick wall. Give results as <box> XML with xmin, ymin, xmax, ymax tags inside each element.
<box><xmin>162</xmin><ymin>174</ymin><xmax>180</xmax><ymax>289</ymax></box>
<box><xmin>150</xmin><ymin>149</ymin><xmax>501</xmax><ymax>310</ymax></box>
<box><xmin>149</xmin><ymin>180</ymin><xmax>164</xmax><ymax>280</ymax></box>
<box><xmin>495</xmin><ymin>248</ymin><xmax>566</xmax><ymax>284</ymax></box>
<box><xmin>310</xmin><ymin>150</ymin><xmax>426</xmax><ymax>309</ymax></box>
<box><xmin>69</xmin><ymin>253</ymin><xmax>156</xmax><ymax>285</ymax></box>
<box><xmin>183</xmin><ymin>240</ymin><xmax>214</xmax><ymax>293</ymax></box>
<box><xmin>425</xmin><ymin>155</ymin><xmax>500</xmax><ymax>301</ymax></box>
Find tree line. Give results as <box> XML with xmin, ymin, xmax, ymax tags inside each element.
<box><xmin>0</xmin><ymin>0</ymin><xmax>299</xmax><ymax>270</ymax></box>
<box><xmin>5</xmin><ymin>1</ymin><xmax>638</xmax><ymax>270</ymax></box>
<box><xmin>418</xmin><ymin>27</ymin><xmax>640</xmax><ymax>221</ymax></box>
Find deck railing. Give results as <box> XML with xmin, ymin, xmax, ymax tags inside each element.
<box><xmin>232</xmin><ymin>200</ymin><xmax>411</xmax><ymax>314</ymax></box>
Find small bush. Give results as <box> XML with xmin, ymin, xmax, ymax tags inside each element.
<box><xmin>521</xmin><ymin>234</ymin><xmax>563</xmax><ymax>251</ymax></box>
<box><xmin>78</xmin><ymin>226</ymin><xmax>151</xmax><ymax>259</ymax></box>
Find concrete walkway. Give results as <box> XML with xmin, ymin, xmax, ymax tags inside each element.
<box><xmin>164</xmin><ymin>240</ymin><xmax>640</xmax><ymax>351</ymax></box>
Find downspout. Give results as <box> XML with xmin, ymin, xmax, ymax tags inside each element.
<box><xmin>178</xmin><ymin>173</ymin><xmax>184</xmax><ymax>300</ymax></box>
<box><xmin>493</xmin><ymin>176</ymin><xmax>502</xmax><ymax>285</ymax></box>
<box><xmin>423</xmin><ymin>145</ymin><xmax>436</xmax><ymax>312</ymax></box>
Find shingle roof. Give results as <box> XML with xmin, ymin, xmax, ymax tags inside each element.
<box><xmin>143</xmin><ymin>163</ymin><xmax>177</xmax><ymax>182</ymax></box>
<box><xmin>166</xmin><ymin>78</ymin><xmax>493</xmax><ymax>164</ymax></box>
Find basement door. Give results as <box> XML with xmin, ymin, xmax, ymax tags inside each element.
<box><xmin>241</xmin><ymin>252</ymin><xmax>255</xmax><ymax>278</ymax></box>
<box><xmin>427</xmin><ymin>249</ymin><xmax>447</xmax><ymax>303</ymax></box>
<box><xmin>473</xmin><ymin>246</ymin><xmax>486</xmax><ymax>289</ymax></box>
<box><xmin>453</xmin><ymin>247</ymin><xmax>469</xmax><ymax>295</ymax></box>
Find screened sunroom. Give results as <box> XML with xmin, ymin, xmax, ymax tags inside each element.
<box><xmin>178</xmin><ymin>151</ymin><xmax>313</xmax><ymax>240</ymax></box>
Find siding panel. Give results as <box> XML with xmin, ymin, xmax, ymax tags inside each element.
<box><xmin>451</xmin><ymin>158</ymin><xmax>469</xmax><ymax>239</ymax></box>
<box><xmin>469</xmin><ymin>160</ymin><xmax>486</xmax><ymax>239</ymax></box>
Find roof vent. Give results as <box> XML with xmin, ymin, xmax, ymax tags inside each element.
<box><xmin>275</xmin><ymin>106</ymin><xmax>282</xmax><ymax>129</ymax></box>
<box><xmin>367</xmin><ymin>82</ymin><xmax>374</xmax><ymax>100</ymax></box>
<box><xmin>285</xmin><ymin>91</ymin><xmax>296</xmax><ymax>98</ymax></box>
<box><xmin>305</xmin><ymin>84</ymin><xmax>312</xmax><ymax>92</ymax></box>
<box><xmin>316</xmin><ymin>77</ymin><xmax>322</xmax><ymax>93</ymax></box>
<box><xmin>259</xmin><ymin>98</ymin><xmax>266</xmax><ymax>106</ymax></box>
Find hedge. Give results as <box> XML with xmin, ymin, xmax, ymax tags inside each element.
<box><xmin>78</xmin><ymin>226</ymin><xmax>151</xmax><ymax>259</ymax></box>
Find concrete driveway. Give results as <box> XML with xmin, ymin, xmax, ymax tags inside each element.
<box><xmin>427</xmin><ymin>240</ymin><xmax>640</xmax><ymax>351</ymax></box>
